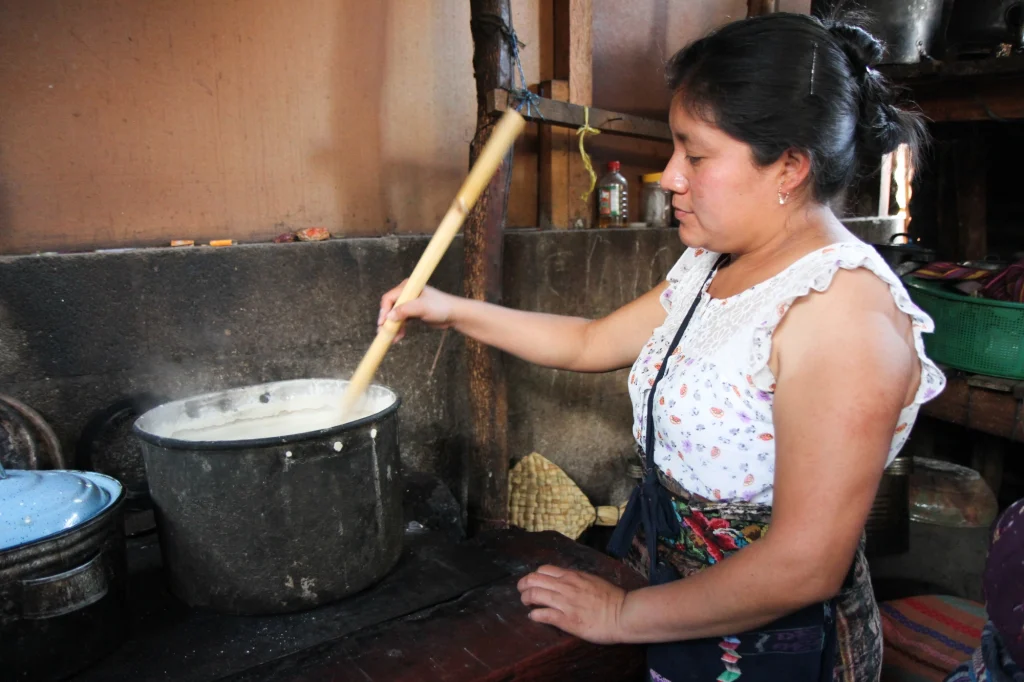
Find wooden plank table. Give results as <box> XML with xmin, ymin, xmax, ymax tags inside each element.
<box><xmin>226</xmin><ymin>530</ymin><xmax>646</xmax><ymax>682</ymax></box>
<box><xmin>920</xmin><ymin>370</ymin><xmax>1024</xmax><ymax>494</ymax></box>
<box><xmin>921</xmin><ymin>371</ymin><xmax>1024</xmax><ymax>443</ymax></box>
<box><xmin>70</xmin><ymin>528</ymin><xmax>646</xmax><ymax>682</ymax></box>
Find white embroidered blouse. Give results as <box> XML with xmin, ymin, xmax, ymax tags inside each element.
<box><xmin>627</xmin><ymin>241</ymin><xmax>946</xmax><ymax>505</ymax></box>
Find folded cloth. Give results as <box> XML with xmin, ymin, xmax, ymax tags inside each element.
<box><xmin>913</xmin><ymin>262</ymin><xmax>1024</xmax><ymax>303</ymax></box>
<box><xmin>881</xmin><ymin>595</ymin><xmax>986</xmax><ymax>682</ymax></box>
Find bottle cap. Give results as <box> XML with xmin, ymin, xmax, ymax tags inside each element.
<box><xmin>608</xmin><ymin>161</ymin><xmax>621</xmax><ymax>172</ymax></box>
<box><xmin>642</xmin><ymin>172</ymin><xmax>663</xmax><ymax>183</ymax></box>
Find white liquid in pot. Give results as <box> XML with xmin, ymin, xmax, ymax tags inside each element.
<box><xmin>136</xmin><ymin>380</ymin><xmax>395</xmax><ymax>443</ymax></box>
<box><xmin>168</xmin><ymin>402</ymin><xmax>381</xmax><ymax>441</ymax></box>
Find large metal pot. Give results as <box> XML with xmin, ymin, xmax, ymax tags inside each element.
<box><xmin>0</xmin><ymin>467</ymin><xmax>127</xmax><ymax>681</ymax></box>
<box><xmin>812</xmin><ymin>0</ymin><xmax>947</xmax><ymax>63</ymax></box>
<box><xmin>134</xmin><ymin>378</ymin><xmax>403</xmax><ymax>615</ymax></box>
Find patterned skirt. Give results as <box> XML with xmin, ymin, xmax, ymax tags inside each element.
<box><xmin>624</xmin><ymin>470</ymin><xmax>883</xmax><ymax>682</ymax></box>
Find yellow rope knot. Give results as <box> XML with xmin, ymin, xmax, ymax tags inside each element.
<box><xmin>576</xmin><ymin>106</ymin><xmax>600</xmax><ymax>203</ymax></box>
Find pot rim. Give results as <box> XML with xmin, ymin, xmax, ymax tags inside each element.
<box><xmin>132</xmin><ymin>378</ymin><xmax>402</xmax><ymax>451</ymax></box>
<box><xmin>0</xmin><ymin>477</ymin><xmax>125</xmax><ymax>558</ymax></box>
<box><xmin>873</xmin><ymin>244</ymin><xmax>936</xmax><ymax>259</ymax></box>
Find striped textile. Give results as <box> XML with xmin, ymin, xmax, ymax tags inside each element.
<box><xmin>911</xmin><ymin>262</ymin><xmax>1024</xmax><ymax>303</ymax></box>
<box><xmin>881</xmin><ymin>595</ymin><xmax>987</xmax><ymax>682</ymax></box>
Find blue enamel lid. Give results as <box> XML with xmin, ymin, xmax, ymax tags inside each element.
<box><xmin>0</xmin><ymin>465</ymin><xmax>122</xmax><ymax>550</ymax></box>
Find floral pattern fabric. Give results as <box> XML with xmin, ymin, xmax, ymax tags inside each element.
<box><xmin>626</xmin><ymin>242</ymin><xmax>946</xmax><ymax>505</ymax></box>
<box><xmin>625</xmin><ymin>483</ymin><xmax>883</xmax><ymax>682</ymax></box>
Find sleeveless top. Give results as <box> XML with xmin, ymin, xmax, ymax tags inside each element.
<box><xmin>627</xmin><ymin>241</ymin><xmax>946</xmax><ymax>505</ymax></box>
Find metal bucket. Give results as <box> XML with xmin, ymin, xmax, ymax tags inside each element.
<box><xmin>134</xmin><ymin>379</ymin><xmax>404</xmax><ymax>615</ymax></box>
<box><xmin>866</xmin><ymin>454</ymin><xmax>913</xmax><ymax>557</ymax></box>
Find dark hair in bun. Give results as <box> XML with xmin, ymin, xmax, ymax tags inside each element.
<box><xmin>665</xmin><ymin>12</ymin><xmax>926</xmax><ymax>203</ymax></box>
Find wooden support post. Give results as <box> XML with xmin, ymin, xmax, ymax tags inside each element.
<box><xmin>953</xmin><ymin>137</ymin><xmax>988</xmax><ymax>261</ymax></box>
<box><xmin>747</xmin><ymin>0</ymin><xmax>779</xmax><ymax>17</ymax></box>
<box><xmin>934</xmin><ymin>141</ymin><xmax>959</xmax><ymax>260</ymax></box>
<box><xmin>554</xmin><ymin>0</ymin><xmax>594</xmax><ymax>228</ymax></box>
<box><xmin>553</xmin><ymin>0</ymin><xmax>592</xmax><ymax>105</ymax></box>
<box><xmin>488</xmin><ymin>91</ymin><xmax>672</xmax><ymax>141</ymax></box>
<box><xmin>538</xmin><ymin>80</ymin><xmax>572</xmax><ymax>229</ymax></box>
<box><xmin>971</xmin><ymin>434</ymin><xmax>1005</xmax><ymax>500</ymax></box>
<box><xmin>465</xmin><ymin>0</ymin><xmax>513</xmax><ymax>533</ymax></box>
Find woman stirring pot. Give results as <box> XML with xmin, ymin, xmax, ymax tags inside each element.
<box><xmin>379</xmin><ymin>13</ymin><xmax>945</xmax><ymax>682</ymax></box>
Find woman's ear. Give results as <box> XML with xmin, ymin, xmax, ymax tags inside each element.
<box><xmin>778</xmin><ymin>147</ymin><xmax>812</xmax><ymax>196</ymax></box>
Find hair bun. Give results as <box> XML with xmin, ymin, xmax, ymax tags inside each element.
<box><xmin>821</xmin><ymin>20</ymin><xmax>925</xmax><ymax>163</ymax></box>
<box><xmin>826</xmin><ymin>22</ymin><xmax>884</xmax><ymax>73</ymax></box>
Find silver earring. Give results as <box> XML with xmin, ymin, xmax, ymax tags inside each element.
<box><xmin>778</xmin><ymin>188</ymin><xmax>790</xmax><ymax>205</ymax></box>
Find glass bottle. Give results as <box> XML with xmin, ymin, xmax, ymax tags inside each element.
<box><xmin>597</xmin><ymin>161</ymin><xmax>628</xmax><ymax>228</ymax></box>
<box><xmin>641</xmin><ymin>172</ymin><xmax>672</xmax><ymax>228</ymax></box>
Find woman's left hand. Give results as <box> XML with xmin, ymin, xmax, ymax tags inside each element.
<box><xmin>517</xmin><ymin>565</ymin><xmax>627</xmax><ymax>644</ymax></box>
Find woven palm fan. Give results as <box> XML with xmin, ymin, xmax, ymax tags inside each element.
<box><xmin>508</xmin><ymin>452</ymin><xmax>626</xmax><ymax>540</ymax></box>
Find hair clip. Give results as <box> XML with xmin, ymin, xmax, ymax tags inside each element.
<box><xmin>810</xmin><ymin>43</ymin><xmax>818</xmax><ymax>96</ymax></box>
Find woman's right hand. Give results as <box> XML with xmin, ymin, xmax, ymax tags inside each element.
<box><xmin>377</xmin><ymin>281</ymin><xmax>459</xmax><ymax>342</ymax></box>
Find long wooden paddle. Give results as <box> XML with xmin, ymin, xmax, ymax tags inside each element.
<box><xmin>339</xmin><ymin>109</ymin><xmax>526</xmax><ymax>418</ymax></box>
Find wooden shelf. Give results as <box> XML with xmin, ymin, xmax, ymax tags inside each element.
<box><xmin>921</xmin><ymin>370</ymin><xmax>1024</xmax><ymax>442</ymax></box>
<box><xmin>880</xmin><ymin>55</ymin><xmax>1024</xmax><ymax>82</ymax></box>
<box><xmin>879</xmin><ymin>56</ymin><xmax>1024</xmax><ymax>123</ymax></box>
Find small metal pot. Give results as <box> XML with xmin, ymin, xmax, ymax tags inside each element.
<box><xmin>0</xmin><ymin>468</ymin><xmax>127</xmax><ymax>681</ymax></box>
<box><xmin>812</xmin><ymin>0</ymin><xmax>947</xmax><ymax>63</ymax></box>
<box><xmin>948</xmin><ymin>0</ymin><xmax>1024</xmax><ymax>55</ymax></box>
<box><xmin>872</xmin><ymin>233</ymin><xmax>937</xmax><ymax>270</ymax></box>
<box><xmin>134</xmin><ymin>379</ymin><xmax>404</xmax><ymax>615</ymax></box>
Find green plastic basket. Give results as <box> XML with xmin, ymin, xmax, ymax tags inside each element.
<box><xmin>904</xmin><ymin>276</ymin><xmax>1024</xmax><ymax>380</ymax></box>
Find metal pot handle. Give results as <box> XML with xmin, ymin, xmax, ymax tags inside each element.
<box><xmin>19</xmin><ymin>553</ymin><xmax>109</xmax><ymax>620</ymax></box>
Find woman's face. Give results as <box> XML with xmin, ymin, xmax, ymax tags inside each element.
<box><xmin>661</xmin><ymin>92</ymin><xmax>781</xmax><ymax>253</ymax></box>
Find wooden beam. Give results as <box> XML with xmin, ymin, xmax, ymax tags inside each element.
<box><xmin>879</xmin><ymin>54</ymin><xmax>1024</xmax><ymax>82</ymax></box>
<box><xmin>879</xmin><ymin>57</ymin><xmax>1024</xmax><ymax>123</ymax></box>
<box><xmin>466</xmin><ymin>0</ymin><xmax>513</xmax><ymax>533</ymax></box>
<box><xmin>537</xmin><ymin>80</ymin><xmax>572</xmax><ymax>229</ymax></box>
<box><xmin>913</xmin><ymin>80</ymin><xmax>1024</xmax><ymax>123</ymax></box>
<box><xmin>488</xmin><ymin>89</ymin><xmax>672</xmax><ymax>142</ymax></box>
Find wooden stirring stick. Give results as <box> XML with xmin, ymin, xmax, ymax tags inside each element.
<box><xmin>340</xmin><ymin>109</ymin><xmax>526</xmax><ymax>418</ymax></box>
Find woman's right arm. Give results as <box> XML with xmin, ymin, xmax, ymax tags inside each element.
<box><xmin>378</xmin><ymin>281</ymin><xmax>670</xmax><ymax>373</ymax></box>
